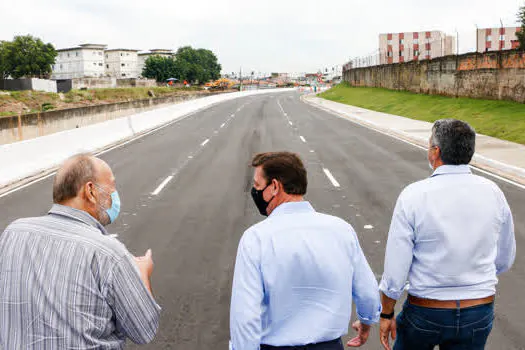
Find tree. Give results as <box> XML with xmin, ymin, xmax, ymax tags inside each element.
<box><xmin>0</xmin><ymin>41</ymin><xmax>9</xmax><ymax>79</ymax></box>
<box><xmin>142</xmin><ymin>56</ymin><xmax>178</xmax><ymax>82</ymax></box>
<box><xmin>173</xmin><ymin>46</ymin><xmax>221</xmax><ymax>84</ymax></box>
<box><xmin>3</xmin><ymin>35</ymin><xmax>57</xmax><ymax>79</ymax></box>
<box><xmin>517</xmin><ymin>5</ymin><xmax>525</xmax><ymax>50</ymax></box>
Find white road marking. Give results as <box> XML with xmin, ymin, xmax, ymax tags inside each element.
<box><xmin>364</xmin><ymin>225</ymin><xmax>374</xmax><ymax>230</ymax></box>
<box><xmin>109</xmin><ymin>234</ymin><xmax>119</xmax><ymax>238</ymax></box>
<box><xmin>231</xmin><ymin>114</ymin><xmax>235</xmax><ymax>117</ymax></box>
<box><xmin>188</xmin><ymin>155</ymin><xmax>193</xmax><ymax>159</ymax></box>
<box><xmin>201</xmin><ymin>139</ymin><xmax>209</xmax><ymax>146</ymax></box>
<box><xmin>152</xmin><ymin>175</ymin><xmax>174</xmax><ymax>196</ymax></box>
<box><xmin>214</xmin><ymin>131</ymin><xmax>218</xmax><ymax>134</ymax></box>
<box><xmin>277</xmin><ymin>100</ymin><xmax>286</xmax><ymax>115</ymax></box>
<box><xmin>310</xmin><ymin>150</ymin><xmax>315</xmax><ymax>153</ymax></box>
<box><xmin>299</xmin><ymin>136</ymin><xmax>306</xmax><ymax>143</ymax></box>
<box><xmin>374</xmin><ymin>240</ymin><xmax>381</xmax><ymax>244</ymax></box>
<box><xmin>323</xmin><ymin>168</ymin><xmax>340</xmax><ymax>187</ymax></box>
<box><xmin>289</xmin><ymin>121</ymin><xmax>293</xmax><ymax>126</ymax></box>
<box><xmin>220</xmin><ymin>123</ymin><xmax>225</xmax><ymax>128</ymax></box>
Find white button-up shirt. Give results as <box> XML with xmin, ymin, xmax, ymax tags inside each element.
<box><xmin>380</xmin><ymin>165</ymin><xmax>516</xmax><ymax>301</ymax></box>
<box><xmin>230</xmin><ymin>201</ymin><xmax>381</xmax><ymax>350</ymax></box>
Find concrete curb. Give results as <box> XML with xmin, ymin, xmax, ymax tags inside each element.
<box><xmin>302</xmin><ymin>95</ymin><xmax>525</xmax><ymax>187</ymax></box>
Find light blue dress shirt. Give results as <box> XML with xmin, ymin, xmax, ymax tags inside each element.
<box><xmin>380</xmin><ymin>165</ymin><xmax>516</xmax><ymax>301</ymax></box>
<box><xmin>230</xmin><ymin>201</ymin><xmax>381</xmax><ymax>350</ymax></box>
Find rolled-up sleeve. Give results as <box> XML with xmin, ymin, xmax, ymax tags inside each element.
<box><xmin>106</xmin><ymin>254</ymin><xmax>161</xmax><ymax>344</ymax></box>
<box><xmin>351</xmin><ymin>232</ymin><xmax>381</xmax><ymax>324</ymax></box>
<box><xmin>379</xmin><ymin>193</ymin><xmax>415</xmax><ymax>300</ymax></box>
<box><xmin>495</xmin><ymin>194</ymin><xmax>516</xmax><ymax>275</ymax></box>
<box><xmin>230</xmin><ymin>229</ymin><xmax>263</xmax><ymax>350</ymax></box>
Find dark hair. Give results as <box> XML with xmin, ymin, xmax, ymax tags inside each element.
<box><xmin>53</xmin><ymin>154</ymin><xmax>96</xmax><ymax>203</ymax></box>
<box><xmin>431</xmin><ymin>119</ymin><xmax>476</xmax><ymax>165</ymax></box>
<box><xmin>252</xmin><ymin>152</ymin><xmax>307</xmax><ymax>195</ymax></box>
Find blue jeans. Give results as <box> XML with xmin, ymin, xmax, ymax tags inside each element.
<box><xmin>394</xmin><ymin>301</ymin><xmax>494</xmax><ymax>350</ymax></box>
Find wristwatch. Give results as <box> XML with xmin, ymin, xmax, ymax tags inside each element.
<box><xmin>380</xmin><ymin>312</ymin><xmax>395</xmax><ymax>319</ymax></box>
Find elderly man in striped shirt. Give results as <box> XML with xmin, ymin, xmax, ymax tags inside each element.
<box><xmin>0</xmin><ymin>154</ymin><xmax>161</xmax><ymax>349</ymax></box>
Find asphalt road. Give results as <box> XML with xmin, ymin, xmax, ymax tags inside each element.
<box><xmin>0</xmin><ymin>91</ymin><xmax>523</xmax><ymax>349</ymax></box>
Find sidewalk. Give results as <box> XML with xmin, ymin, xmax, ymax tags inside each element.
<box><xmin>303</xmin><ymin>95</ymin><xmax>525</xmax><ymax>186</ymax></box>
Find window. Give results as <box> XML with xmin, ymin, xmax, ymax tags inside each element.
<box><xmin>120</xmin><ymin>53</ymin><xmax>123</xmax><ymax>56</ymax></box>
<box><xmin>99</xmin><ymin>52</ymin><xmax>102</xmax><ymax>56</ymax></box>
<box><xmin>399</xmin><ymin>39</ymin><xmax>404</xmax><ymax>45</ymax></box>
<box><xmin>121</xmin><ymin>63</ymin><xmax>125</xmax><ymax>67</ymax></box>
<box><xmin>76</xmin><ymin>52</ymin><xmax>79</xmax><ymax>57</ymax></box>
<box><xmin>93</xmin><ymin>62</ymin><xmax>97</xmax><ymax>66</ymax></box>
<box><xmin>387</xmin><ymin>51</ymin><xmax>393</xmax><ymax>57</ymax></box>
<box><xmin>99</xmin><ymin>63</ymin><xmax>103</xmax><ymax>66</ymax></box>
<box><xmin>426</xmin><ymin>50</ymin><xmax>431</xmax><ymax>56</ymax></box>
<box><xmin>122</xmin><ymin>73</ymin><xmax>126</xmax><ymax>77</ymax></box>
<box><xmin>414</xmin><ymin>50</ymin><xmax>420</xmax><ymax>57</ymax></box>
<box><xmin>499</xmin><ymin>35</ymin><xmax>505</xmax><ymax>41</ymax></box>
<box><xmin>413</xmin><ymin>39</ymin><xmax>419</xmax><ymax>44</ymax></box>
<box><xmin>106</xmin><ymin>54</ymin><xmax>108</xmax><ymax>58</ymax></box>
<box><xmin>67</xmin><ymin>53</ymin><xmax>70</xmax><ymax>57</ymax></box>
<box><xmin>399</xmin><ymin>51</ymin><xmax>404</xmax><ymax>56</ymax></box>
<box><xmin>387</xmin><ymin>40</ymin><xmax>392</xmax><ymax>45</ymax></box>
<box><xmin>60</xmin><ymin>64</ymin><xmax>63</xmax><ymax>69</ymax></box>
<box><xmin>106</xmin><ymin>64</ymin><xmax>109</xmax><ymax>68</ymax></box>
<box><xmin>486</xmin><ymin>35</ymin><xmax>492</xmax><ymax>42</ymax></box>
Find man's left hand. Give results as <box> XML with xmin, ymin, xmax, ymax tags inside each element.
<box><xmin>347</xmin><ymin>320</ymin><xmax>371</xmax><ymax>347</ymax></box>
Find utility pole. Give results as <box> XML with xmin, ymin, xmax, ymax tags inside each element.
<box><xmin>239</xmin><ymin>67</ymin><xmax>242</xmax><ymax>91</ymax></box>
<box><xmin>475</xmin><ymin>24</ymin><xmax>479</xmax><ymax>53</ymax></box>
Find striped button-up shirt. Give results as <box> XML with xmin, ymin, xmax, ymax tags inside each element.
<box><xmin>0</xmin><ymin>204</ymin><xmax>161</xmax><ymax>349</ymax></box>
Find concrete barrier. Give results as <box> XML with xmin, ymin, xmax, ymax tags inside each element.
<box><xmin>0</xmin><ymin>88</ymin><xmax>294</xmax><ymax>189</ymax></box>
<box><xmin>0</xmin><ymin>92</ymin><xmax>223</xmax><ymax>145</ymax></box>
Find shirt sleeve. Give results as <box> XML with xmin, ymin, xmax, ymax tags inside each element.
<box><xmin>106</xmin><ymin>253</ymin><xmax>161</xmax><ymax>344</ymax></box>
<box><xmin>495</xmin><ymin>194</ymin><xmax>516</xmax><ymax>275</ymax></box>
<box><xmin>379</xmin><ymin>192</ymin><xmax>415</xmax><ymax>300</ymax></box>
<box><xmin>230</xmin><ymin>229</ymin><xmax>264</xmax><ymax>350</ymax></box>
<box><xmin>351</xmin><ymin>230</ymin><xmax>381</xmax><ymax>325</ymax></box>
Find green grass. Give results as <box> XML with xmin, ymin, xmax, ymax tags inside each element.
<box><xmin>319</xmin><ymin>82</ymin><xmax>525</xmax><ymax>145</ymax></box>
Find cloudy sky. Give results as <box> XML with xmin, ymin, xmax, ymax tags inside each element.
<box><xmin>0</xmin><ymin>0</ymin><xmax>522</xmax><ymax>74</ymax></box>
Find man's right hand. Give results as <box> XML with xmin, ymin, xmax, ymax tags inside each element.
<box><xmin>379</xmin><ymin>317</ymin><xmax>397</xmax><ymax>350</ymax></box>
<box><xmin>134</xmin><ymin>249</ymin><xmax>154</xmax><ymax>279</ymax></box>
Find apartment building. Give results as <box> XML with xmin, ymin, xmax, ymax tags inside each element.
<box><xmin>105</xmin><ymin>49</ymin><xmax>140</xmax><ymax>78</ymax></box>
<box><xmin>51</xmin><ymin>44</ymin><xmax>107</xmax><ymax>79</ymax></box>
<box><xmin>137</xmin><ymin>49</ymin><xmax>174</xmax><ymax>77</ymax></box>
<box><xmin>379</xmin><ymin>31</ymin><xmax>456</xmax><ymax>64</ymax></box>
<box><xmin>476</xmin><ymin>27</ymin><xmax>521</xmax><ymax>52</ymax></box>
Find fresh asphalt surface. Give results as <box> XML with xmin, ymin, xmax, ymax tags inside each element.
<box><xmin>0</xmin><ymin>91</ymin><xmax>523</xmax><ymax>349</ymax></box>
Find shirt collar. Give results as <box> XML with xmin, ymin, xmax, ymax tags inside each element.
<box><xmin>431</xmin><ymin>164</ymin><xmax>472</xmax><ymax>177</ymax></box>
<box><xmin>48</xmin><ymin>204</ymin><xmax>109</xmax><ymax>235</ymax></box>
<box><xmin>269</xmin><ymin>201</ymin><xmax>315</xmax><ymax>217</ymax></box>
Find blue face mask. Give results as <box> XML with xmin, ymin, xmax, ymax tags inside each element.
<box><xmin>106</xmin><ymin>191</ymin><xmax>121</xmax><ymax>223</ymax></box>
<box><xmin>95</xmin><ymin>184</ymin><xmax>121</xmax><ymax>224</ymax></box>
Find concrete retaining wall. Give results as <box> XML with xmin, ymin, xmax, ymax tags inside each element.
<box><xmin>0</xmin><ymin>93</ymin><xmax>220</xmax><ymax>145</ymax></box>
<box><xmin>343</xmin><ymin>50</ymin><xmax>525</xmax><ymax>103</ymax></box>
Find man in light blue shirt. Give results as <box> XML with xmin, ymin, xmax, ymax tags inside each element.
<box><xmin>230</xmin><ymin>152</ymin><xmax>381</xmax><ymax>350</ymax></box>
<box><xmin>379</xmin><ymin>119</ymin><xmax>516</xmax><ymax>350</ymax></box>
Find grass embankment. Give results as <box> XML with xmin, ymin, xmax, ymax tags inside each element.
<box><xmin>0</xmin><ymin>86</ymin><xmax>205</xmax><ymax>117</ymax></box>
<box><xmin>319</xmin><ymin>83</ymin><xmax>525</xmax><ymax>145</ymax></box>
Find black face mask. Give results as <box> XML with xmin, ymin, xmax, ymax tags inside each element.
<box><xmin>251</xmin><ymin>184</ymin><xmax>274</xmax><ymax>216</ymax></box>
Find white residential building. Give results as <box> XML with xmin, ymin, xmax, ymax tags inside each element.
<box><xmin>137</xmin><ymin>49</ymin><xmax>174</xmax><ymax>77</ymax></box>
<box><xmin>52</xmin><ymin>44</ymin><xmax>107</xmax><ymax>79</ymax></box>
<box><xmin>105</xmin><ymin>49</ymin><xmax>140</xmax><ymax>78</ymax></box>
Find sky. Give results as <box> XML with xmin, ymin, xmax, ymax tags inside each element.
<box><xmin>0</xmin><ymin>0</ymin><xmax>522</xmax><ymax>75</ymax></box>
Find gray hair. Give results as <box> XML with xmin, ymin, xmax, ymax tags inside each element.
<box><xmin>431</xmin><ymin>119</ymin><xmax>476</xmax><ymax>165</ymax></box>
<box><xmin>53</xmin><ymin>154</ymin><xmax>97</xmax><ymax>203</ymax></box>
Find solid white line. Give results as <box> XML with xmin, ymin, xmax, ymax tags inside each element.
<box><xmin>220</xmin><ymin>123</ymin><xmax>225</xmax><ymax>128</ymax></box>
<box><xmin>201</xmin><ymin>139</ymin><xmax>210</xmax><ymax>146</ymax></box>
<box><xmin>323</xmin><ymin>168</ymin><xmax>340</xmax><ymax>187</ymax></box>
<box><xmin>289</xmin><ymin>121</ymin><xmax>293</xmax><ymax>126</ymax></box>
<box><xmin>0</xmin><ymin>172</ymin><xmax>56</xmax><ymax>199</ymax></box>
<box><xmin>299</xmin><ymin>136</ymin><xmax>306</xmax><ymax>143</ymax></box>
<box><xmin>151</xmin><ymin>175</ymin><xmax>173</xmax><ymax>196</ymax></box>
